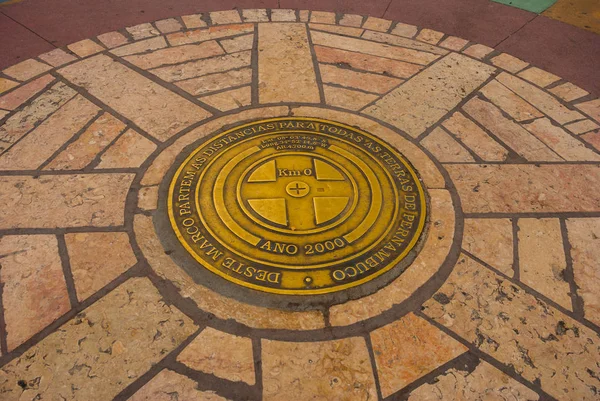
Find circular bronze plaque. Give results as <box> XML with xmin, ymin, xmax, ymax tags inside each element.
<box><xmin>167</xmin><ymin>118</ymin><xmax>427</xmax><ymax>295</ymax></box>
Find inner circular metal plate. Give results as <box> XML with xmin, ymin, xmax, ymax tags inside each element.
<box><xmin>165</xmin><ymin>117</ymin><xmax>427</xmax><ymax>296</ymax></box>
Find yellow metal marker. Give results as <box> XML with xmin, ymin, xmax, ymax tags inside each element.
<box><xmin>168</xmin><ymin>118</ymin><xmax>427</xmax><ymax>295</ymax></box>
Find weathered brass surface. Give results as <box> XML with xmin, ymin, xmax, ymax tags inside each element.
<box><xmin>168</xmin><ymin>118</ymin><xmax>427</xmax><ymax>295</ymax></box>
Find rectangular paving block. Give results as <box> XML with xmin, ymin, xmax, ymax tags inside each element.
<box><xmin>151</xmin><ymin>51</ymin><xmax>251</xmax><ymax>82</ymax></box>
<box><xmin>258</xmin><ymin>23</ymin><xmax>320</xmax><ymax>104</ymax></box>
<box><xmin>123</xmin><ymin>41</ymin><xmax>225</xmax><ymax>70</ymax></box>
<box><xmin>58</xmin><ymin>55</ymin><xmax>211</xmax><ymax>141</ymax></box>
<box><xmin>0</xmin><ymin>173</ymin><xmax>134</xmax><ymax>228</ymax></box>
<box><xmin>518</xmin><ymin>218</ymin><xmax>572</xmax><ymax>309</ymax></box>
<box><xmin>0</xmin><ymin>234</ymin><xmax>69</xmax><ymax>351</ymax></box>
<box><xmin>364</xmin><ymin>53</ymin><xmax>496</xmax><ymax>137</ymax></box>
<box><xmin>446</xmin><ymin>164</ymin><xmax>600</xmax><ymax>213</ymax></box>
<box><xmin>311</xmin><ymin>30</ymin><xmax>441</xmax><ymax>65</ymax></box>
<box><xmin>567</xmin><ymin>218</ymin><xmax>600</xmax><ymax>326</ymax></box>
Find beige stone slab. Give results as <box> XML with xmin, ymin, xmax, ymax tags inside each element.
<box><xmin>134</xmin><ymin>214</ymin><xmax>325</xmax><ymax>330</ymax></box>
<box><xmin>3</xmin><ymin>59</ymin><xmax>52</xmax><ymax>81</ymax></box>
<box><xmin>323</xmin><ymin>85</ymin><xmax>378</xmax><ymax>111</ymax></box>
<box><xmin>407</xmin><ymin>359</ymin><xmax>540</xmax><ymax>401</ymax></box>
<box><xmin>126</xmin><ymin>23</ymin><xmax>160</xmax><ymax>40</ymax></box>
<box><xmin>309</xmin><ymin>23</ymin><xmax>364</xmax><ymax>37</ymax></box>
<box><xmin>421</xmin><ymin>126</ymin><xmax>475</xmax><ymax>162</ymax></box>
<box><xmin>0</xmin><ymin>278</ymin><xmax>197</xmax><ymax>401</ymax></box>
<box><xmin>176</xmin><ymin>67</ymin><xmax>252</xmax><ymax>96</ymax></box>
<box><xmin>0</xmin><ymin>173</ymin><xmax>134</xmax><ymax>228</ymax></box>
<box><xmin>423</xmin><ymin>254</ymin><xmax>600</xmax><ymax>400</ymax></box>
<box><xmin>66</xmin><ymin>232</ymin><xmax>136</xmax><ymax>301</ymax></box>
<box><xmin>155</xmin><ymin>18</ymin><xmax>182</xmax><ymax>34</ymax></box>
<box><xmin>97</xmin><ymin>31</ymin><xmax>129</xmax><ymax>49</ymax></box>
<box><xmin>315</xmin><ymin>45</ymin><xmax>421</xmax><ymax>79</ymax></box>
<box><xmin>123</xmin><ymin>41</ymin><xmax>224</xmax><ymax>70</ymax></box>
<box><xmin>497</xmin><ymin>72</ymin><xmax>584</xmax><ymax>124</ymax></box>
<box><xmin>463</xmin><ymin>218</ymin><xmax>514</xmax><ymax>276</ymax></box>
<box><xmin>0</xmin><ymin>77</ymin><xmax>19</xmax><ymax>94</ymax></box>
<box><xmin>463</xmin><ymin>97</ymin><xmax>562</xmax><ymax>161</ymax></box>
<box><xmin>439</xmin><ymin>36</ymin><xmax>469</xmax><ymax>51</ymax></box>
<box><xmin>490</xmin><ymin>53</ymin><xmax>529</xmax><ymax>73</ymax></box>
<box><xmin>312</xmin><ymin>31</ymin><xmax>441</xmax><ymax>65</ymax></box>
<box><xmin>550</xmin><ymin>82</ymin><xmax>589</xmax><ymax>102</ymax></box>
<box><xmin>262</xmin><ymin>337</ymin><xmax>376</xmax><ymax>401</ymax></box>
<box><xmin>310</xmin><ymin>11</ymin><xmax>336</xmax><ymax>24</ymax></box>
<box><xmin>0</xmin><ymin>74</ymin><xmax>54</xmax><ymax>110</ymax></box>
<box><xmin>129</xmin><ymin>369</ymin><xmax>229</xmax><ymax>401</ymax></box>
<box><xmin>364</xmin><ymin>53</ymin><xmax>496</xmax><ymax>137</ymax></box>
<box><xmin>210</xmin><ymin>10</ymin><xmax>242</xmax><ymax>25</ymax></box>
<box><xmin>110</xmin><ymin>36</ymin><xmax>167</xmax><ymax>57</ymax></box>
<box><xmin>567</xmin><ymin>218</ymin><xmax>600</xmax><ymax>326</ymax></box>
<box><xmin>59</xmin><ymin>55</ymin><xmax>210</xmax><ymax>141</ymax></box>
<box><xmin>0</xmin><ymin>235</ymin><xmax>69</xmax><ymax>351</ymax></box>
<box><xmin>339</xmin><ymin>13</ymin><xmax>363</xmax><ymax>27</ymax></box>
<box><xmin>328</xmin><ymin>189</ymin><xmax>454</xmax><ymax>325</ymax></box>
<box><xmin>416</xmin><ymin>28</ymin><xmax>444</xmax><ymax>45</ymax></box>
<box><xmin>182</xmin><ymin>14</ymin><xmax>207</xmax><ymax>29</ymax></box>
<box><xmin>319</xmin><ymin>63</ymin><xmax>402</xmax><ymax>94</ymax></box>
<box><xmin>138</xmin><ymin>185</ymin><xmax>159</xmax><ymax>211</ymax></box>
<box><xmin>391</xmin><ymin>22</ymin><xmax>418</xmax><ymax>38</ymax></box>
<box><xmin>0</xmin><ymin>110</ymin><xmax>7</xmax><ymax>120</ymax></box>
<box><xmin>151</xmin><ymin>51</ymin><xmax>251</xmax><ymax>82</ymax></box>
<box><xmin>582</xmin><ymin>130</ymin><xmax>600</xmax><ymax>151</ymax></box>
<box><xmin>479</xmin><ymin>79</ymin><xmax>544</xmax><ymax>122</ymax></box>
<box><xmin>0</xmin><ymin>95</ymin><xmax>99</xmax><ymax>170</ymax></box>
<box><xmin>565</xmin><ymin>119</ymin><xmax>599</xmax><ymax>135</ymax></box>
<box><xmin>219</xmin><ymin>33</ymin><xmax>254</xmax><ymax>53</ymax></box>
<box><xmin>523</xmin><ymin>117</ymin><xmax>600</xmax><ymax>161</ymax></box>
<box><xmin>518</xmin><ymin>66</ymin><xmax>560</xmax><ymax>88</ymax></box>
<box><xmin>442</xmin><ymin>111</ymin><xmax>508</xmax><ymax>161</ymax></box>
<box><xmin>178</xmin><ymin>327</ymin><xmax>255</xmax><ymax>385</ymax></box>
<box><xmin>291</xmin><ymin>106</ymin><xmax>446</xmax><ymax>189</ymax></box>
<box><xmin>462</xmin><ymin>43</ymin><xmax>493</xmax><ymax>59</ymax></box>
<box><xmin>363</xmin><ymin>17</ymin><xmax>392</xmax><ymax>32</ymax></box>
<box><xmin>270</xmin><ymin>9</ymin><xmax>296</xmax><ymax>22</ymax></box>
<box><xmin>242</xmin><ymin>9</ymin><xmax>268</xmax><ymax>22</ymax></box>
<box><xmin>39</xmin><ymin>48</ymin><xmax>77</xmax><ymax>67</ymax></box>
<box><xmin>519</xmin><ymin>218</ymin><xmax>572</xmax><ymax>310</ymax></box>
<box><xmin>446</xmin><ymin>164</ymin><xmax>600</xmax><ymax>213</ymax></box>
<box><xmin>167</xmin><ymin>24</ymin><xmax>254</xmax><ymax>46</ymax></box>
<box><xmin>575</xmin><ymin>98</ymin><xmax>600</xmax><ymax>123</ymax></box>
<box><xmin>0</xmin><ymin>82</ymin><xmax>76</xmax><ymax>152</ymax></box>
<box><xmin>96</xmin><ymin>129</ymin><xmax>156</xmax><ymax>168</ymax></box>
<box><xmin>258</xmin><ymin>23</ymin><xmax>320</xmax><ymax>104</ymax></box>
<box><xmin>45</xmin><ymin>113</ymin><xmax>126</xmax><ymax>170</ymax></box>
<box><xmin>371</xmin><ymin>313</ymin><xmax>467</xmax><ymax>398</ymax></box>
<box><xmin>200</xmin><ymin>86</ymin><xmax>251</xmax><ymax>111</ymax></box>
<box><xmin>140</xmin><ymin>107</ymin><xmax>289</xmax><ymax>187</ymax></box>
<box><xmin>67</xmin><ymin>39</ymin><xmax>105</xmax><ymax>58</ymax></box>
<box><xmin>362</xmin><ymin>30</ymin><xmax>449</xmax><ymax>56</ymax></box>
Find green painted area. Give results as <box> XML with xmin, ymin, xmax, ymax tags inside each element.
<box><xmin>492</xmin><ymin>0</ymin><xmax>558</xmax><ymax>13</ymax></box>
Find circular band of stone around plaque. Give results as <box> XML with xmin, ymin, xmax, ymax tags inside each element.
<box><xmin>134</xmin><ymin>107</ymin><xmax>458</xmax><ymax>330</ymax></box>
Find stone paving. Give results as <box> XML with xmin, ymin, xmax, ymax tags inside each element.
<box><xmin>0</xmin><ymin>9</ymin><xmax>599</xmax><ymax>401</ymax></box>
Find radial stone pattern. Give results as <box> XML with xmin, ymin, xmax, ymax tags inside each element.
<box><xmin>0</xmin><ymin>8</ymin><xmax>599</xmax><ymax>401</ymax></box>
